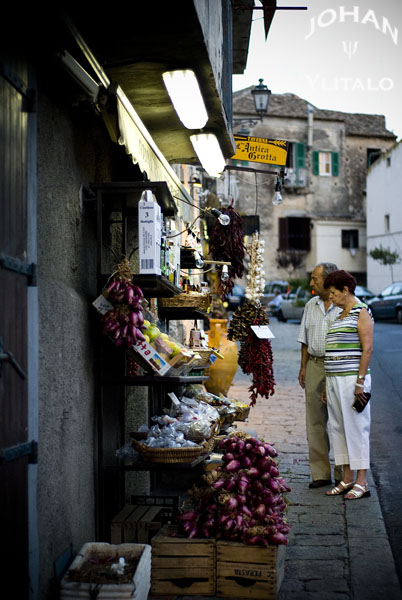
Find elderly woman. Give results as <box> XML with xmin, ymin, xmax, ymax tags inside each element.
<box><xmin>321</xmin><ymin>270</ymin><xmax>374</xmax><ymax>500</ymax></box>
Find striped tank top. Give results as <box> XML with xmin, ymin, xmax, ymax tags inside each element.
<box><xmin>324</xmin><ymin>303</ymin><xmax>373</xmax><ymax>376</ymax></box>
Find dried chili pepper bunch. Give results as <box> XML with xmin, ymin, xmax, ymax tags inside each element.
<box><xmin>228</xmin><ymin>301</ymin><xmax>269</xmax><ymax>341</ymax></box>
<box><xmin>245</xmin><ymin>232</ymin><xmax>265</xmax><ymax>304</ymax></box>
<box><xmin>208</xmin><ymin>203</ymin><xmax>245</xmax><ymax>296</ymax></box>
<box><xmin>238</xmin><ymin>321</ymin><xmax>275</xmax><ymax>407</ymax></box>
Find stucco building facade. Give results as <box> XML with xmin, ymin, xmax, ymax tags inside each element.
<box><xmin>226</xmin><ymin>89</ymin><xmax>396</xmax><ymax>284</ymax></box>
<box><xmin>366</xmin><ymin>140</ymin><xmax>402</xmax><ymax>293</ymax></box>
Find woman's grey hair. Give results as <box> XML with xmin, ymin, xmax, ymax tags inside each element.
<box><xmin>316</xmin><ymin>262</ymin><xmax>338</xmax><ymax>278</ymax></box>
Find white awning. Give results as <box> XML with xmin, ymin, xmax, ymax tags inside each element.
<box><xmin>61</xmin><ymin>16</ymin><xmax>193</xmax><ymax>209</ymax></box>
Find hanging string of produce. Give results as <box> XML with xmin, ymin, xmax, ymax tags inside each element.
<box><xmin>228</xmin><ymin>232</ymin><xmax>276</xmax><ymax>406</ymax></box>
<box><xmin>208</xmin><ymin>202</ymin><xmax>245</xmax><ymax>297</ymax></box>
<box><xmin>101</xmin><ymin>257</ymin><xmax>146</xmax><ymax>347</ymax></box>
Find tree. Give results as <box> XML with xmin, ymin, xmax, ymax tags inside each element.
<box><xmin>368</xmin><ymin>245</ymin><xmax>401</xmax><ymax>283</ymax></box>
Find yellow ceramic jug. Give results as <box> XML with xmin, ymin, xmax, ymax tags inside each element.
<box><xmin>204</xmin><ymin>318</ymin><xmax>238</xmax><ymax>396</ymax></box>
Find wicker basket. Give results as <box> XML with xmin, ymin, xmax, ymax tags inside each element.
<box><xmin>159</xmin><ymin>293</ymin><xmax>211</xmax><ymax>312</ymax></box>
<box><xmin>235</xmin><ymin>405</ymin><xmax>250</xmax><ymax>421</ymax></box>
<box><xmin>131</xmin><ymin>436</ymin><xmax>215</xmax><ymax>463</ymax></box>
<box><xmin>190</xmin><ymin>348</ymin><xmax>214</xmax><ymax>368</ymax></box>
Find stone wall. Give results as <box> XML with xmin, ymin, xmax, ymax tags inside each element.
<box><xmin>36</xmin><ymin>72</ymin><xmax>124</xmax><ymax>596</ymax></box>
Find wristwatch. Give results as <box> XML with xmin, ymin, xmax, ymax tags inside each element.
<box><xmin>357</xmin><ymin>374</ymin><xmax>365</xmax><ymax>380</ymax></box>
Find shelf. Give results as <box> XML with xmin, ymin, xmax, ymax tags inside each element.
<box><xmin>104</xmin><ymin>454</ymin><xmax>208</xmax><ymax>471</ymax></box>
<box><xmin>158</xmin><ymin>307</ymin><xmax>208</xmax><ymax>321</ymax></box>
<box><xmin>180</xmin><ymin>246</ymin><xmax>198</xmax><ymax>269</ymax></box>
<box><xmin>101</xmin><ymin>375</ymin><xmax>209</xmax><ymax>386</ymax></box>
<box><xmin>132</xmin><ymin>274</ymin><xmax>182</xmax><ymax>297</ymax></box>
<box><xmin>97</xmin><ymin>273</ymin><xmax>182</xmax><ymax>297</ymax></box>
<box><xmin>90</xmin><ymin>181</ymin><xmax>177</xmax><ymax>216</ymax></box>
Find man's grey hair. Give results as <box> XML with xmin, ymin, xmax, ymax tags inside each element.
<box><xmin>316</xmin><ymin>262</ymin><xmax>338</xmax><ymax>278</ymax></box>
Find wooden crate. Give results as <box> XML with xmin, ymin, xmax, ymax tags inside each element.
<box><xmin>216</xmin><ymin>540</ymin><xmax>286</xmax><ymax>599</ymax></box>
<box><xmin>111</xmin><ymin>505</ymin><xmax>165</xmax><ymax>544</ymax></box>
<box><xmin>151</xmin><ymin>526</ymin><xmax>215</xmax><ymax>596</ymax></box>
<box><xmin>60</xmin><ymin>542</ymin><xmax>151</xmax><ymax>600</ymax></box>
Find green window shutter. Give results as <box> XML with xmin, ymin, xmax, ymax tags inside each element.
<box><xmin>312</xmin><ymin>151</ymin><xmax>319</xmax><ymax>175</ymax></box>
<box><xmin>332</xmin><ymin>152</ymin><xmax>339</xmax><ymax>176</ymax></box>
<box><xmin>295</xmin><ymin>143</ymin><xmax>305</xmax><ymax>168</ymax></box>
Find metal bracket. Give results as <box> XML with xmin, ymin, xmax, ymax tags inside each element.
<box><xmin>0</xmin><ymin>337</ymin><xmax>27</xmax><ymax>380</ymax></box>
<box><xmin>0</xmin><ymin>440</ymin><xmax>38</xmax><ymax>465</ymax></box>
<box><xmin>0</xmin><ymin>253</ymin><xmax>37</xmax><ymax>286</ymax></box>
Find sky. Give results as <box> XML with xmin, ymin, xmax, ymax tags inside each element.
<box><xmin>233</xmin><ymin>0</ymin><xmax>402</xmax><ymax>140</ymax></box>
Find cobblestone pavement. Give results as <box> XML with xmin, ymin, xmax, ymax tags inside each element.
<box><xmin>228</xmin><ymin>319</ymin><xmax>402</xmax><ymax>600</ymax></box>
<box><xmin>151</xmin><ymin>321</ymin><xmax>402</xmax><ymax>599</ymax></box>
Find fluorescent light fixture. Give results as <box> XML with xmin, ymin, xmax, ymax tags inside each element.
<box><xmin>162</xmin><ymin>70</ymin><xmax>208</xmax><ymax>129</ymax></box>
<box><xmin>190</xmin><ymin>133</ymin><xmax>226</xmax><ymax>177</ymax></box>
<box><xmin>59</xmin><ymin>50</ymin><xmax>101</xmax><ymax>101</ymax></box>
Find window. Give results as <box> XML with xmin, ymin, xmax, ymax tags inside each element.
<box><xmin>342</xmin><ymin>229</ymin><xmax>359</xmax><ymax>249</ymax></box>
<box><xmin>286</xmin><ymin>142</ymin><xmax>305</xmax><ymax>169</ymax></box>
<box><xmin>319</xmin><ymin>152</ymin><xmax>331</xmax><ymax>176</ymax></box>
<box><xmin>385</xmin><ymin>214</ymin><xmax>390</xmax><ymax>232</ymax></box>
<box><xmin>312</xmin><ymin>151</ymin><xmax>339</xmax><ymax>176</ymax></box>
<box><xmin>279</xmin><ymin>217</ymin><xmax>311</xmax><ymax>251</ymax></box>
<box><xmin>367</xmin><ymin>148</ymin><xmax>381</xmax><ymax>167</ymax></box>
<box><xmin>381</xmin><ymin>285</ymin><xmax>394</xmax><ymax>296</ymax></box>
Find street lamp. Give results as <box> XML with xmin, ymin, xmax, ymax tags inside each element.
<box><xmin>252</xmin><ymin>79</ymin><xmax>271</xmax><ymax>118</ymax></box>
<box><xmin>233</xmin><ymin>78</ymin><xmax>271</xmax><ymax>128</ymax></box>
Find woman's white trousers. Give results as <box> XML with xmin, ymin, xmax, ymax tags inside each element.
<box><xmin>326</xmin><ymin>375</ymin><xmax>371</xmax><ymax>470</ymax></box>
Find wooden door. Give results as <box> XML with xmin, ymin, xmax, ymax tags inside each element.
<box><xmin>0</xmin><ymin>52</ymin><xmax>35</xmax><ymax>598</ymax></box>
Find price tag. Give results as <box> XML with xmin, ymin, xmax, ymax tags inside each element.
<box><xmin>250</xmin><ymin>325</ymin><xmax>275</xmax><ymax>339</ymax></box>
<box><xmin>92</xmin><ymin>294</ymin><xmax>114</xmax><ymax>315</ymax></box>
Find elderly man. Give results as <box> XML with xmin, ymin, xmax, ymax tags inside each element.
<box><xmin>298</xmin><ymin>263</ymin><xmax>343</xmax><ymax>488</ymax></box>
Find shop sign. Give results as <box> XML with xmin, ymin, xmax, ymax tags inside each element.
<box><xmin>232</xmin><ymin>136</ymin><xmax>288</xmax><ymax>166</ymax></box>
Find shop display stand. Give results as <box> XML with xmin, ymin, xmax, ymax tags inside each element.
<box><xmin>92</xmin><ymin>183</ymin><xmax>211</xmax><ymax>540</ymax></box>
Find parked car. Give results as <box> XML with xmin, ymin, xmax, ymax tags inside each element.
<box><xmin>367</xmin><ymin>282</ymin><xmax>402</xmax><ymax>323</ymax></box>
<box><xmin>276</xmin><ymin>287</ymin><xmax>312</xmax><ymax>322</ymax></box>
<box><xmin>226</xmin><ymin>284</ymin><xmax>245</xmax><ymax>311</ymax></box>
<box><xmin>355</xmin><ymin>285</ymin><xmax>375</xmax><ymax>303</ymax></box>
<box><xmin>261</xmin><ymin>280</ymin><xmax>290</xmax><ymax>306</ymax></box>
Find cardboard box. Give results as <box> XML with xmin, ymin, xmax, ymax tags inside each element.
<box><xmin>128</xmin><ymin>338</ymin><xmax>198</xmax><ymax>377</ymax></box>
<box><xmin>138</xmin><ymin>191</ymin><xmax>162</xmax><ymax>275</ymax></box>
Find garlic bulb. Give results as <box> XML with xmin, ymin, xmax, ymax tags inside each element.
<box><xmin>244</xmin><ymin>232</ymin><xmax>266</xmax><ymax>306</ymax></box>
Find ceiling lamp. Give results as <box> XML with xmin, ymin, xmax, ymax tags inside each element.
<box><xmin>272</xmin><ymin>176</ymin><xmax>283</xmax><ymax>206</ymax></box>
<box><xmin>210</xmin><ymin>208</ymin><xmax>230</xmax><ymax>226</ymax></box>
<box><xmin>190</xmin><ymin>133</ymin><xmax>226</xmax><ymax>178</ymax></box>
<box><xmin>162</xmin><ymin>70</ymin><xmax>208</xmax><ymax>129</ymax></box>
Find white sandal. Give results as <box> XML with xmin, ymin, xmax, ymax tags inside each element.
<box><xmin>345</xmin><ymin>483</ymin><xmax>371</xmax><ymax>500</ymax></box>
<box><xmin>326</xmin><ymin>480</ymin><xmax>355</xmax><ymax>496</ymax></box>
